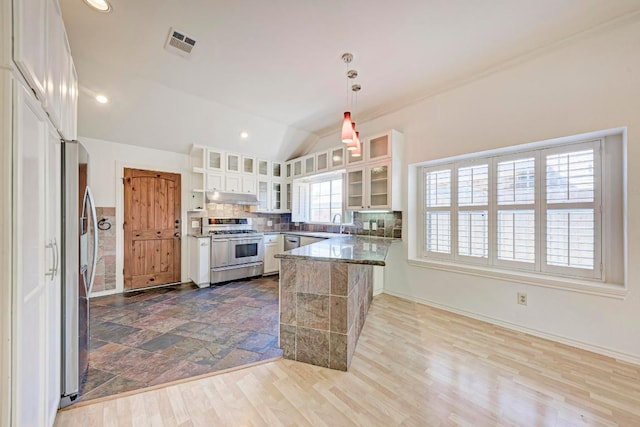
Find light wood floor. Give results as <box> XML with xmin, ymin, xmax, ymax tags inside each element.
<box><xmin>55</xmin><ymin>294</ymin><xmax>640</xmax><ymax>426</ymax></box>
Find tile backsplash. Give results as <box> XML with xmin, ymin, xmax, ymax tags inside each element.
<box><xmin>94</xmin><ymin>207</ymin><xmax>116</xmax><ymax>293</ymax></box>
<box><xmin>188</xmin><ymin>205</ymin><xmax>402</xmax><ymax>239</ymax></box>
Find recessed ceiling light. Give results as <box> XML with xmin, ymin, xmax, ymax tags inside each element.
<box><xmin>240</xmin><ymin>131</ymin><xmax>249</xmax><ymax>139</ymax></box>
<box><xmin>83</xmin><ymin>0</ymin><xmax>112</xmax><ymax>13</ymax></box>
<box><xmin>96</xmin><ymin>94</ymin><xmax>109</xmax><ymax>104</ymax></box>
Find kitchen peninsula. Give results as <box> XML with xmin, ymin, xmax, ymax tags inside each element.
<box><xmin>275</xmin><ymin>236</ymin><xmax>394</xmax><ymax>371</ymax></box>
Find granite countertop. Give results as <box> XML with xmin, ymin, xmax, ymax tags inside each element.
<box><xmin>187</xmin><ymin>233</ymin><xmax>210</xmax><ymax>238</ymax></box>
<box><xmin>274</xmin><ymin>235</ymin><xmax>395</xmax><ymax>266</ymax></box>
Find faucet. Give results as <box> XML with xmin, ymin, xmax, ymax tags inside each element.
<box><xmin>332</xmin><ymin>213</ymin><xmax>345</xmax><ymax>234</ymax></box>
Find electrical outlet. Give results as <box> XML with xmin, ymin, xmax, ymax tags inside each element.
<box><xmin>191</xmin><ymin>220</ymin><xmax>200</xmax><ymax>228</ymax></box>
<box><xmin>267</xmin><ymin>220</ymin><xmax>273</xmax><ymax>227</ymax></box>
<box><xmin>371</xmin><ymin>221</ymin><xmax>378</xmax><ymax>230</ymax></box>
<box><xmin>363</xmin><ymin>222</ymin><xmax>370</xmax><ymax>230</ymax></box>
<box><xmin>517</xmin><ymin>292</ymin><xmax>527</xmax><ymax>305</ymax></box>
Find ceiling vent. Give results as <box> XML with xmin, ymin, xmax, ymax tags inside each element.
<box><xmin>165</xmin><ymin>28</ymin><xmax>196</xmax><ymax>57</ymax></box>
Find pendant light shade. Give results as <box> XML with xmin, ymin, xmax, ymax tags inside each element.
<box><xmin>347</xmin><ymin>122</ymin><xmax>358</xmax><ymax>151</ymax></box>
<box><xmin>352</xmin><ymin>131</ymin><xmax>362</xmax><ymax>157</ymax></box>
<box><xmin>341</xmin><ymin>112</ymin><xmax>353</xmax><ymax>143</ymax></box>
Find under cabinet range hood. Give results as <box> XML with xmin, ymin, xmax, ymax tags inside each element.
<box><xmin>205</xmin><ymin>190</ymin><xmax>259</xmax><ymax>205</ymax></box>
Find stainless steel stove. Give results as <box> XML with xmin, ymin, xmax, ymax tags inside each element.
<box><xmin>204</xmin><ymin>218</ymin><xmax>264</xmax><ymax>284</ymax></box>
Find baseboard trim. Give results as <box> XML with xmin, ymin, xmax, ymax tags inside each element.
<box><xmin>382</xmin><ymin>289</ymin><xmax>640</xmax><ymax>366</ymax></box>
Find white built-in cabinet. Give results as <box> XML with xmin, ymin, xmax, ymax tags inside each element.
<box><xmin>345</xmin><ymin>130</ymin><xmax>403</xmax><ymax>211</ymax></box>
<box><xmin>291</xmin><ymin>181</ymin><xmax>310</xmax><ymax>222</ymax></box>
<box><xmin>188</xmin><ymin>236</ymin><xmax>210</xmax><ymax>287</ymax></box>
<box><xmin>263</xmin><ymin>234</ymin><xmax>283</xmax><ymax>275</ymax></box>
<box><xmin>190</xmin><ymin>145</ymin><xmax>286</xmax><ymax>213</ymax></box>
<box><xmin>8</xmin><ymin>0</ymin><xmax>77</xmax><ymax>424</ymax></box>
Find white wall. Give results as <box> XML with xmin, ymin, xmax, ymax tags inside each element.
<box><xmin>81</xmin><ymin>136</ymin><xmax>191</xmax><ymax>295</ymax></box>
<box><xmin>311</xmin><ymin>16</ymin><xmax>640</xmax><ymax>362</ymax></box>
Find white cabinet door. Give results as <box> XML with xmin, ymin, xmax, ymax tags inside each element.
<box><xmin>257</xmin><ymin>180</ymin><xmax>269</xmax><ymax>211</ymax></box>
<box><xmin>242</xmin><ymin>156</ymin><xmax>256</xmax><ymax>174</ymax></box>
<box><xmin>189</xmin><ymin>237</ymin><xmax>210</xmax><ymax>287</ymax></box>
<box><xmin>242</xmin><ymin>176</ymin><xmax>257</xmax><ymax>194</ymax></box>
<box><xmin>263</xmin><ymin>234</ymin><xmax>281</xmax><ymax>275</ymax></box>
<box><xmin>13</xmin><ymin>81</ymin><xmax>50</xmax><ymax>427</ymax></box>
<box><xmin>257</xmin><ymin>159</ymin><xmax>269</xmax><ymax>177</ymax></box>
<box><xmin>45</xmin><ymin>123</ymin><xmax>62</xmax><ymax>424</ymax></box>
<box><xmin>225</xmin><ymin>174</ymin><xmax>241</xmax><ymax>192</ymax></box>
<box><xmin>316</xmin><ymin>151</ymin><xmax>329</xmax><ymax>172</ymax></box>
<box><xmin>207</xmin><ymin>149</ymin><xmax>224</xmax><ymax>171</ymax></box>
<box><xmin>303</xmin><ymin>155</ymin><xmax>315</xmax><ymax>175</ymax></box>
<box><xmin>330</xmin><ymin>146</ymin><xmax>345</xmax><ymax>169</ymax></box>
<box><xmin>271</xmin><ymin>182</ymin><xmax>282</xmax><ymax>211</ymax></box>
<box><xmin>226</xmin><ymin>153</ymin><xmax>241</xmax><ymax>173</ymax></box>
<box><xmin>367</xmin><ymin>162</ymin><xmax>391</xmax><ymax>209</ymax></box>
<box><xmin>346</xmin><ymin>168</ymin><xmax>365</xmax><ymax>210</ymax></box>
<box><xmin>207</xmin><ymin>173</ymin><xmax>224</xmax><ymax>190</ymax></box>
<box><xmin>13</xmin><ymin>0</ymin><xmax>48</xmax><ymax>99</ymax></box>
<box><xmin>367</xmin><ymin>133</ymin><xmax>391</xmax><ymax>162</ymax></box>
<box><xmin>291</xmin><ymin>181</ymin><xmax>309</xmax><ymax>222</ymax></box>
<box><xmin>272</xmin><ymin>162</ymin><xmax>282</xmax><ymax>179</ymax></box>
<box><xmin>44</xmin><ymin>0</ymin><xmax>66</xmax><ymax>131</ymax></box>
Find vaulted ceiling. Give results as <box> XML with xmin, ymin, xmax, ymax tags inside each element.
<box><xmin>60</xmin><ymin>0</ymin><xmax>640</xmax><ymax>159</ymax></box>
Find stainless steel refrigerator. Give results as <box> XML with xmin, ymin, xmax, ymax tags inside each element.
<box><xmin>60</xmin><ymin>140</ymin><xmax>98</xmax><ymax>407</ymax></box>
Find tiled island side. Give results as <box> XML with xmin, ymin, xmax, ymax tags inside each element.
<box><xmin>275</xmin><ymin>236</ymin><xmax>393</xmax><ymax>371</ymax></box>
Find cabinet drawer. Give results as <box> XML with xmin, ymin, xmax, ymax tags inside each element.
<box><xmin>263</xmin><ymin>234</ymin><xmax>281</xmax><ymax>244</ymax></box>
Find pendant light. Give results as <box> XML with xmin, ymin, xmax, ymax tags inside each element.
<box><xmin>347</xmin><ymin>122</ymin><xmax>358</xmax><ymax>151</ymax></box>
<box><xmin>352</xmin><ymin>131</ymin><xmax>362</xmax><ymax>157</ymax></box>
<box><xmin>346</xmin><ymin>83</ymin><xmax>362</xmax><ymax>151</ymax></box>
<box><xmin>340</xmin><ymin>53</ymin><xmax>358</xmax><ymax>143</ymax></box>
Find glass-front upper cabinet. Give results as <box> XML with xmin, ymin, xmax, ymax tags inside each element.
<box><xmin>257</xmin><ymin>159</ymin><xmax>269</xmax><ymax>177</ymax></box>
<box><xmin>243</xmin><ymin>156</ymin><xmax>256</xmax><ymax>174</ymax></box>
<box><xmin>272</xmin><ymin>182</ymin><xmax>282</xmax><ymax>211</ymax></box>
<box><xmin>226</xmin><ymin>153</ymin><xmax>241</xmax><ymax>173</ymax></box>
<box><xmin>207</xmin><ymin>149</ymin><xmax>224</xmax><ymax>171</ymax></box>
<box><xmin>368</xmin><ymin>163</ymin><xmax>390</xmax><ymax>208</ymax></box>
<box><xmin>257</xmin><ymin>180</ymin><xmax>269</xmax><ymax>211</ymax></box>
<box><xmin>330</xmin><ymin>146</ymin><xmax>345</xmax><ymax>169</ymax></box>
<box><xmin>293</xmin><ymin>159</ymin><xmax>303</xmax><ymax>177</ymax></box>
<box><xmin>347</xmin><ymin>144</ymin><xmax>364</xmax><ymax>165</ymax></box>
<box><xmin>316</xmin><ymin>151</ymin><xmax>329</xmax><ymax>172</ymax></box>
<box><xmin>367</xmin><ymin>133</ymin><xmax>391</xmax><ymax>161</ymax></box>
<box><xmin>285</xmin><ymin>161</ymin><xmax>293</xmax><ymax>179</ymax></box>
<box><xmin>346</xmin><ymin>168</ymin><xmax>365</xmax><ymax>209</ymax></box>
<box><xmin>272</xmin><ymin>161</ymin><xmax>282</xmax><ymax>179</ymax></box>
<box><xmin>303</xmin><ymin>155</ymin><xmax>315</xmax><ymax>175</ymax></box>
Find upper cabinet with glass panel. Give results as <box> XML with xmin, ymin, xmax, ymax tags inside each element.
<box><xmin>272</xmin><ymin>161</ymin><xmax>282</xmax><ymax>179</ymax></box>
<box><xmin>367</xmin><ymin>133</ymin><xmax>391</xmax><ymax>161</ymax></box>
<box><xmin>207</xmin><ymin>149</ymin><xmax>224</xmax><ymax>171</ymax></box>
<box><xmin>257</xmin><ymin>159</ymin><xmax>269</xmax><ymax>177</ymax></box>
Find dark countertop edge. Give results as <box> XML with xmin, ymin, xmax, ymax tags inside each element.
<box><xmin>274</xmin><ymin>253</ymin><xmax>386</xmax><ymax>266</ymax></box>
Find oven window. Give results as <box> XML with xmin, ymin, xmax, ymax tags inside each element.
<box><xmin>235</xmin><ymin>243</ymin><xmax>258</xmax><ymax>258</ymax></box>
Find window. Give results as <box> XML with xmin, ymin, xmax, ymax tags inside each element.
<box><xmin>309</xmin><ymin>177</ymin><xmax>342</xmax><ymax>223</ymax></box>
<box><xmin>420</xmin><ymin>138</ymin><xmax>612</xmax><ymax>282</ymax></box>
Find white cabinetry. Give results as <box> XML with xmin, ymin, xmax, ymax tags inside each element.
<box><xmin>346</xmin><ymin>130</ymin><xmax>404</xmax><ymax>211</ymax></box>
<box><xmin>189</xmin><ymin>236</ymin><xmax>210</xmax><ymax>287</ymax></box>
<box><xmin>13</xmin><ymin>0</ymin><xmax>48</xmax><ymax>99</ymax></box>
<box><xmin>13</xmin><ymin>78</ymin><xmax>61</xmax><ymax>427</ymax></box>
<box><xmin>8</xmin><ymin>0</ymin><xmax>78</xmax><ymax>422</ymax></box>
<box><xmin>263</xmin><ymin>234</ymin><xmax>282</xmax><ymax>275</ymax></box>
<box><xmin>291</xmin><ymin>181</ymin><xmax>309</xmax><ymax>222</ymax></box>
<box><xmin>207</xmin><ymin>149</ymin><xmax>224</xmax><ymax>171</ymax></box>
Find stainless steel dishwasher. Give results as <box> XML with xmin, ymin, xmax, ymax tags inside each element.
<box><xmin>284</xmin><ymin>235</ymin><xmax>300</xmax><ymax>251</ymax></box>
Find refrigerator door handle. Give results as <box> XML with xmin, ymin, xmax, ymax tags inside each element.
<box><xmin>45</xmin><ymin>238</ymin><xmax>58</xmax><ymax>279</ymax></box>
<box><xmin>82</xmin><ymin>186</ymin><xmax>99</xmax><ymax>295</ymax></box>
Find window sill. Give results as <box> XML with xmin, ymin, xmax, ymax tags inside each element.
<box><xmin>407</xmin><ymin>258</ymin><xmax>627</xmax><ymax>299</ymax></box>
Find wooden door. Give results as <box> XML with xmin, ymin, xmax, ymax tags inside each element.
<box><xmin>124</xmin><ymin>168</ymin><xmax>181</xmax><ymax>290</ymax></box>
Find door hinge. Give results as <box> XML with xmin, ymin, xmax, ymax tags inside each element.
<box><xmin>122</xmin><ymin>177</ymin><xmax>125</xmax><ymax>184</ymax></box>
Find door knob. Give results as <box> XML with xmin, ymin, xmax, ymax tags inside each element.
<box><xmin>174</xmin><ymin>232</ymin><xmax>180</xmax><ymax>237</ymax></box>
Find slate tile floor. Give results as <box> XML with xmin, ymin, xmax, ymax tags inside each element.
<box><xmin>81</xmin><ymin>276</ymin><xmax>281</xmax><ymax>401</ymax></box>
